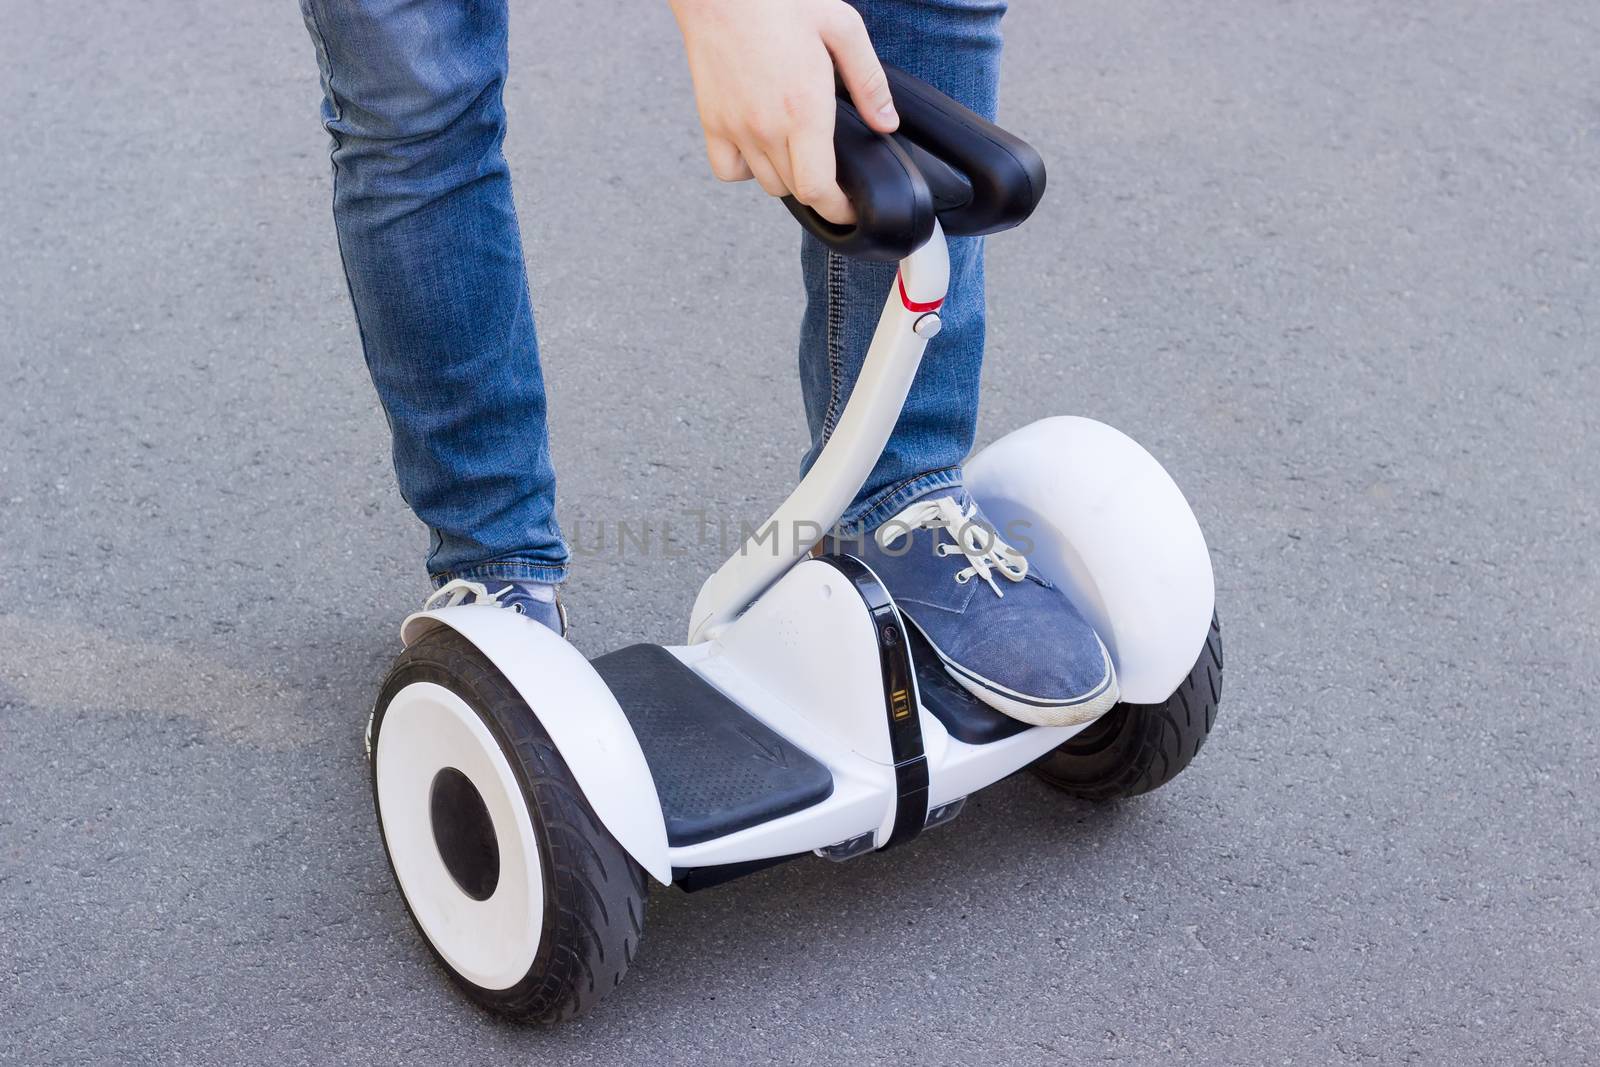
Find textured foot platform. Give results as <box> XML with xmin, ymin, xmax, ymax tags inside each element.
<box><xmin>907</xmin><ymin>625</ymin><xmax>1030</xmax><ymax>745</ymax></box>
<box><xmin>590</xmin><ymin>644</ymin><xmax>834</xmax><ymax>846</ymax></box>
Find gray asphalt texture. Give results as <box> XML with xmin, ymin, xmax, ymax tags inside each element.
<box><xmin>3</xmin><ymin>1</ymin><xmax>1598</xmax><ymax>1063</ymax></box>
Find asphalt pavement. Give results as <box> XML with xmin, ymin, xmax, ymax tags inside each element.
<box><xmin>2</xmin><ymin>1</ymin><xmax>1597</xmax><ymax>1062</ymax></box>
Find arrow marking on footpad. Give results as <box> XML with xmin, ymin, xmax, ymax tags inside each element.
<box><xmin>737</xmin><ymin>725</ymin><xmax>790</xmax><ymax>768</ymax></box>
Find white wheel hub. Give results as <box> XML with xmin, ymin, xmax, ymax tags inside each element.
<box><xmin>375</xmin><ymin>681</ymin><xmax>544</xmax><ymax>990</ymax></box>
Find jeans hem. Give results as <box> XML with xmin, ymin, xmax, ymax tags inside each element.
<box><xmin>433</xmin><ymin>560</ymin><xmax>569</xmax><ymax>587</ymax></box>
<box><xmin>837</xmin><ymin>466</ymin><xmax>964</xmax><ymax>537</ymax></box>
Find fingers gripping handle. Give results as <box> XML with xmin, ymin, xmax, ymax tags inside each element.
<box><xmin>782</xmin><ymin>99</ymin><xmax>935</xmax><ymax>262</ymax></box>
<box><xmin>783</xmin><ymin>64</ymin><xmax>1046</xmax><ymax>259</ymax></box>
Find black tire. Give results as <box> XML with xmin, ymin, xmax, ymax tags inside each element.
<box><xmin>369</xmin><ymin>627</ymin><xmax>648</xmax><ymax>1023</ymax></box>
<box><xmin>1033</xmin><ymin>613</ymin><xmax>1222</xmax><ymax>801</ymax></box>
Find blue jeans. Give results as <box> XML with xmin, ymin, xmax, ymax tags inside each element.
<box><xmin>300</xmin><ymin>0</ymin><xmax>1005</xmax><ymax>585</ymax></box>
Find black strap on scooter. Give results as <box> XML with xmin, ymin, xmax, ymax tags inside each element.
<box><xmin>818</xmin><ymin>554</ymin><xmax>928</xmax><ymax>850</ymax></box>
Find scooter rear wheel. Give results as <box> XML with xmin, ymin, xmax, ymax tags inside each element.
<box><xmin>369</xmin><ymin>627</ymin><xmax>647</xmax><ymax>1023</ymax></box>
<box><xmin>1033</xmin><ymin>613</ymin><xmax>1222</xmax><ymax>801</ymax></box>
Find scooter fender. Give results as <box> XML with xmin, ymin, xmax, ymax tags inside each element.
<box><xmin>966</xmin><ymin>416</ymin><xmax>1216</xmax><ymax>705</ymax></box>
<box><xmin>400</xmin><ymin>607</ymin><xmax>673</xmax><ymax>886</ymax></box>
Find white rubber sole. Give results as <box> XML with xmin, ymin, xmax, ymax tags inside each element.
<box><xmin>915</xmin><ymin>621</ymin><xmax>1121</xmax><ymax>728</ymax></box>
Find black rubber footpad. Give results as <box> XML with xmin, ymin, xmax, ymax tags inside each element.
<box><xmin>906</xmin><ymin>625</ymin><xmax>1030</xmax><ymax>745</ymax></box>
<box><xmin>590</xmin><ymin>644</ymin><xmax>834</xmax><ymax>847</ymax></box>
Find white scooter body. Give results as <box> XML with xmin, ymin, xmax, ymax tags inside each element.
<box><xmin>392</xmin><ymin>224</ymin><xmax>1216</xmax><ymax>890</ymax></box>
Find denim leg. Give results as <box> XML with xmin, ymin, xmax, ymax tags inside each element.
<box><xmin>299</xmin><ymin>0</ymin><xmax>568</xmax><ymax>585</ymax></box>
<box><xmin>799</xmin><ymin>0</ymin><xmax>1006</xmax><ymax>535</ymax></box>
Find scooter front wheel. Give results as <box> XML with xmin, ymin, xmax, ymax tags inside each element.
<box><xmin>1033</xmin><ymin>613</ymin><xmax>1223</xmax><ymax>801</ymax></box>
<box><xmin>369</xmin><ymin>627</ymin><xmax>647</xmax><ymax>1023</ymax></box>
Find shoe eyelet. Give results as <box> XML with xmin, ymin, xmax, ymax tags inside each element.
<box><xmin>512</xmin><ymin>604</ymin><xmax>526</xmax><ymax>615</ymax></box>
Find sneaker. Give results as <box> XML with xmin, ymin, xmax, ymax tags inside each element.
<box><xmin>846</xmin><ymin>486</ymin><xmax>1118</xmax><ymax>727</ymax></box>
<box><xmin>423</xmin><ymin>578</ymin><xmax>568</xmax><ymax>637</ymax></box>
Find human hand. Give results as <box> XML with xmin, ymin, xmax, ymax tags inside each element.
<box><xmin>669</xmin><ymin>0</ymin><xmax>899</xmax><ymax>225</ymax></box>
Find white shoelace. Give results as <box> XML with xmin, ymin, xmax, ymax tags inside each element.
<box><xmin>423</xmin><ymin>578</ymin><xmax>511</xmax><ymax>612</ymax></box>
<box><xmin>876</xmin><ymin>496</ymin><xmax>1029</xmax><ymax>598</ymax></box>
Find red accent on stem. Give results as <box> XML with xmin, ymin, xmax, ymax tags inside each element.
<box><xmin>897</xmin><ymin>273</ymin><xmax>944</xmax><ymax>314</ymax></box>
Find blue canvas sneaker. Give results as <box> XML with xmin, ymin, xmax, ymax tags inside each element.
<box><xmin>848</xmin><ymin>486</ymin><xmax>1118</xmax><ymax>726</ymax></box>
<box><xmin>423</xmin><ymin>578</ymin><xmax>568</xmax><ymax>637</ymax></box>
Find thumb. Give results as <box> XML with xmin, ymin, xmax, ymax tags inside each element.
<box><xmin>821</xmin><ymin>6</ymin><xmax>898</xmax><ymax>133</ymax></box>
